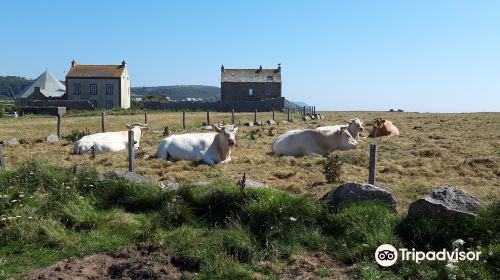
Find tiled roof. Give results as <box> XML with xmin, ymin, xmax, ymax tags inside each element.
<box><xmin>18</xmin><ymin>70</ymin><xmax>66</xmax><ymax>98</ymax></box>
<box><xmin>222</xmin><ymin>68</ymin><xmax>281</xmax><ymax>83</ymax></box>
<box><xmin>66</xmin><ymin>65</ymin><xmax>125</xmax><ymax>78</ymax></box>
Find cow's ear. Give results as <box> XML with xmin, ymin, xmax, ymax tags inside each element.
<box><xmin>212</xmin><ymin>125</ymin><xmax>222</xmax><ymax>133</ymax></box>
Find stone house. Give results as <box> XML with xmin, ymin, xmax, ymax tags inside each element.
<box><xmin>65</xmin><ymin>60</ymin><xmax>131</xmax><ymax>109</ymax></box>
<box><xmin>221</xmin><ymin>64</ymin><xmax>282</xmax><ymax>102</ymax></box>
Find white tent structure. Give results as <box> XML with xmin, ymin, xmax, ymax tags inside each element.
<box><xmin>18</xmin><ymin>70</ymin><xmax>66</xmax><ymax>99</ymax></box>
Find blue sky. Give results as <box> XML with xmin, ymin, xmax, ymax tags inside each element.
<box><xmin>0</xmin><ymin>0</ymin><xmax>499</xmax><ymax>112</ymax></box>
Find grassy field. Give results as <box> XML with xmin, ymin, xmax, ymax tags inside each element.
<box><xmin>0</xmin><ymin>160</ymin><xmax>498</xmax><ymax>279</ymax></box>
<box><xmin>0</xmin><ymin>111</ymin><xmax>499</xmax><ymax>212</ymax></box>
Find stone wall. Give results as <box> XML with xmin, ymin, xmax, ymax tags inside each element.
<box><xmin>144</xmin><ymin>97</ymin><xmax>286</xmax><ymax>112</ymax></box>
<box><xmin>16</xmin><ymin>99</ymin><xmax>95</xmax><ymax>110</ymax></box>
<box><xmin>221</xmin><ymin>82</ymin><xmax>282</xmax><ymax>102</ymax></box>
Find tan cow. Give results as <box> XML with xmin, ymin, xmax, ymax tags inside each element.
<box><xmin>368</xmin><ymin>118</ymin><xmax>399</xmax><ymax>137</ymax></box>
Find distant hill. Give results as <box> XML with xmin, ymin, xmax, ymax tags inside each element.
<box><xmin>0</xmin><ymin>76</ymin><xmax>33</xmax><ymax>100</ymax></box>
<box><xmin>290</xmin><ymin>101</ymin><xmax>309</xmax><ymax>107</ymax></box>
<box><xmin>132</xmin><ymin>85</ymin><xmax>220</xmax><ymax>101</ymax></box>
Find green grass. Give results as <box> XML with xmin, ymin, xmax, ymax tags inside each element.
<box><xmin>0</xmin><ymin>160</ymin><xmax>498</xmax><ymax>279</ymax></box>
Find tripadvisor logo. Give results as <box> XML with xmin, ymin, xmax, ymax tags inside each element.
<box><xmin>375</xmin><ymin>244</ymin><xmax>481</xmax><ymax>267</ymax></box>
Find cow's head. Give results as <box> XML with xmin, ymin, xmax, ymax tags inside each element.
<box><xmin>338</xmin><ymin>127</ymin><xmax>359</xmax><ymax>150</ymax></box>
<box><xmin>346</xmin><ymin>118</ymin><xmax>364</xmax><ymax>138</ymax></box>
<box><xmin>213</xmin><ymin>125</ymin><xmax>238</xmax><ymax>147</ymax></box>
<box><xmin>126</xmin><ymin>123</ymin><xmax>150</xmax><ymax>134</ymax></box>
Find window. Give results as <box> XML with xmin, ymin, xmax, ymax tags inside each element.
<box><xmin>105</xmin><ymin>100</ymin><xmax>113</xmax><ymax>109</ymax></box>
<box><xmin>89</xmin><ymin>84</ymin><xmax>97</xmax><ymax>95</ymax></box>
<box><xmin>106</xmin><ymin>84</ymin><xmax>113</xmax><ymax>95</ymax></box>
<box><xmin>248</xmin><ymin>88</ymin><xmax>253</xmax><ymax>96</ymax></box>
<box><xmin>265</xmin><ymin>87</ymin><xmax>272</xmax><ymax>96</ymax></box>
<box><xmin>73</xmin><ymin>84</ymin><xmax>81</xmax><ymax>95</ymax></box>
<box><xmin>267</xmin><ymin>76</ymin><xmax>274</xmax><ymax>81</ymax></box>
<box><xmin>90</xmin><ymin>100</ymin><xmax>97</xmax><ymax>108</ymax></box>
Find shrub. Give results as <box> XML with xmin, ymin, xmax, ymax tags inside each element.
<box><xmin>322</xmin><ymin>153</ymin><xmax>342</xmax><ymax>183</ymax></box>
<box><xmin>323</xmin><ymin>202</ymin><xmax>402</xmax><ymax>263</ymax></box>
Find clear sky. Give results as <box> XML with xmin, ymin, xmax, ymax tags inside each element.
<box><xmin>1</xmin><ymin>0</ymin><xmax>499</xmax><ymax>112</ymax></box>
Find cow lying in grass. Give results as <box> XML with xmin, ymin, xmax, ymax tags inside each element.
<box><xmin>369</xmin><ymin>118</ymin><xmax>399</xmax><ymax>137</ymax></box>
<box><xmin>317</xmin><ymin>118</ymin><xmax>364</xmax><ymax>140</ymax></box>
<box><xmin>73</xmin><ymin>123</ymin><xmax>149</xmax><ymax>155</ymax></box>
<box><xmin>156</xmin><ymin>125</ymin><xmax>238</xmax><ymax>165</ymax></box>
<box><xmin>272</xmin><ymin>127</ymin><xmax>358</xmax><ymax>157</ymax></box>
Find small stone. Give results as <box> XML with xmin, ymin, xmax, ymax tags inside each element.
<box><xmin>321</xmin><ymin>182</ymin><xmax>396</xmax><ymax>211</ymax></box>
<box><xmin>47</xmin><ymin>134</ymin><xmax>59</xmax><ymax>143</ymax></box>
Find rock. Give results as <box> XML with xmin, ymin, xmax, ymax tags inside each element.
<box><xmin>322</xmin><ymin>182</ymin><xmax>396</xmax><ymax>211</ymax></box>
<box><xmin>6</xmin><ymin>138</ymin><xmax>20</xmax><ymax>145</ymax></box>
<box><xmin>201</xmin><ymin>126</ymin><xmax>213</xmax><ymax>130</ymax></box>
<box><xmin>161</xmin><ymin>182</ymin><xmax>181</xmax><ymax>192</ymax></box>
<box><xmin>244</xmin><ymin>179</ymin><xmax>267</xmax><ymax>188</ymax></box>
<box><xmin>266</xmin><ymin>119</ymin><xmax>277</xmax><ymax>125</ymax></box>
<box><xmin>243</xmin><ymin>122</ymin><xmax>254</xmax><ymax>127</ymax></box>
<box><xmin>47</xmin><ymin>134</ymin><xmax>59</xmax><ymax>143</ymax></box>
<box><xmin>254</xmin><ymin>121</ymin><xmax>263</xmax><ymax>126</ymax></box>
<box><xmin>303</xmin><ymin>116</ymin><xmax>312</xmax><ymax>121</ymax></box>
<box><xmin>407</xmin><ymin>187</ymin><xmax>484</xmax><ymax>220</ymax></box>
<box><xmin>97</xmin><ymin>171</ymin><xmax>154</xmax><ymax>185</ymax></box>
<box><xmin>71</xmin><ymin>164</ymin><xmax>88</xmax><ymax>175</ymax></box>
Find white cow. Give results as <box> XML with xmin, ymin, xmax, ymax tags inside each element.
<box><xmin>272</xmin><ymin>127</ymin><xmax>358</xmax><ymax>157</ymax></box>
<box><xmin>156</xmin><ymin>125</ymin><xmax>238</xmax><ymax>165</ymax></box>
<box><xmin>73</xmin><ymin>123</ymin><xmax>149</xmax><ymax>155</ymax></box>
<box><xmin>317</xmin><ymin>118</ymin><xmax>364</xmax><ymax>140</ymax></box>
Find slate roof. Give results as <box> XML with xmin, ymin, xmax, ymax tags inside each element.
<box><xmin>18</xmin><ymin>70</ymin><xmax>66</xmax><ymax>98</ymax></box>
<box><xmin>66</xmin><ymin>65</ymin><xmax>125</xmax><ymax>78</ymax></box>
<box><xmin>221</xmin><ymin>68</ymin><xmax>281</xmax><ymax>83</ymax></box>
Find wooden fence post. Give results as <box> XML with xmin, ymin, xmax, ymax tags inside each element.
<box><xmin>182</xmin><ymin>111</ymin><xmax>186</xmax><ymax>129</ymax></box>
<box><xmin>128</xmin><ymin>130</ymin><xmax>135</xmax><ymax>173</ymax></box>
<box><xmin>0</xmin><ymin>145</ymin><xmax>5</xmax><ymax>170</ymax></box>
<box><xmin>101</xmin><ymin>112</ymin><xmax>106</xmax><ymax>132</ymax></box>
<box><xmin>144</xmin><ymin>111</ymin><xmax>148</xmax><ymax>124</ymax></box>
<box><xmin>287</xmin><ymin>108</ymin><xmax>291</xmax><ymax>122</ymax></box>
<box><xmin>56</xmin><ymin>114</ymin><xmax>61</xmax><ymax>138</ymax></box>
<box><xmin>303</xmin><ymin>106</ymin><xmax>306</xmax><ymax>116</ymax></box>
<box><xmin>272</xmin><ymin>108</ymin><xmax>275</xmax><ymax>121</ymax></box>
<box><xmin>368</xmin><ymin>144</ymin><xmax>377</xmax><ymax>185</ymax></box>
<box><xmin>206</xmin><ymin>111</ymin><xmax>210</xmax><ymax>125</ymax></box>
<box><xmin>254</xmin><ymin>108</ymin><xmax>257</xmax><ymax>123</ymax></box>
<box><xmin>231</xmin><ymin>109</ymin><xmax>235</xmax><ymax>125</ymax></box>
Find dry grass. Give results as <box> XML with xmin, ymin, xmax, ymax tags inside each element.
<box><xmin>1</xmin><ymin>111</ymin><xmax>499</xmax><ymax>212</ymax></box>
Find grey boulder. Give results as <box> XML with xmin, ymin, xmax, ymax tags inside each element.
<box><xmin>407</xmin><ymin>187</ymin><xmax>484</xmax><ymax>220</ymax></box>
<box><xmin>322</xmin><ymin>182</ymin><xmax>396</xmax><ymax>211</ymax></box>
<box><xmin>97</xmin><ymin>171</ymin><xmax>154</xmax><ymax>185</ymax></box>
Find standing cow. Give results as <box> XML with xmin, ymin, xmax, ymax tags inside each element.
<box><xmin>317</xmin><ymin>118</ymin><xmax>364</xmax><ymax>140</ymax></box>
<box><xmin>156</xmin><ymin>125</ymin><xmax>238</xmax><ymax>165</ymax></box>
<box><xmin>73</xmin><ymin>123</ymin><xmax>149</xmax><ymax>155</ymax></box>
<box><xmin>272</xmin><ymin>127</ymin><xmax>358</xmax><ymax>157</ymax></box>
<box><xmin>369</xmin><ymin>118</ymin><xmax>399</xmax><ymax>137</ymax></box>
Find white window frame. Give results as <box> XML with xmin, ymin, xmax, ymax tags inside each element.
<box><xmin>106</xmin><ymin>84</ymin><xmax>113</xmax><ymax>95</ymax></box>
<box><xmin>89</xmin><ymin>84</ymin><xmax>97</xmax><ymax>95</ymax></box>
<box><xmin>105</xmin><ymin>100</ymin><xmax>113</xmax><ymax>109</ymax></box>
<box><xmin>73</xmin><ymin>84</ymin><xmax>81</xmax><ymax>95</ymax></box>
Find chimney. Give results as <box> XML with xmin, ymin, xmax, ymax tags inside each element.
<box><xmin>221</xmin><ymin>64</ymin><xmax>225</xmax><ymax>72</ymax></box>
<box><xmin>277</xmin><ymin>63</ymin><xmax>281</xmax><ymax>73</ymax></box>
<box><xmin>71</xmin><ymin>60</ymin><xmax>76</xmax><ymax>68</ymax></box>
<box><xmin>121</xmin><ymin>60</ymin><xmax>127</xmax><ymax>68</ymax></box>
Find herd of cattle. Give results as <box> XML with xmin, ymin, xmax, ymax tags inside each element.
<box><xmin>73</xmin><ymin>118</ymin><xmax>399</xmax><ymax>165</ymax></box>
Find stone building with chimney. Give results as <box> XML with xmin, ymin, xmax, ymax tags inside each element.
<box><xmin>65</xmin><ymin>60</ymin><xmax>131</xmax><ymax>109</ymax></box>
<box><xmin>221</xmin><ymin>64</ymin><xmax>282</xmax><ymax>102</ymax></box>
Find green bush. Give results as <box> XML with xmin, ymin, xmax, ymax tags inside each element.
<box><xmin>323</xmin><ymin>202</ymin><xmax>402</xmax><ymax>263</ymax></box>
